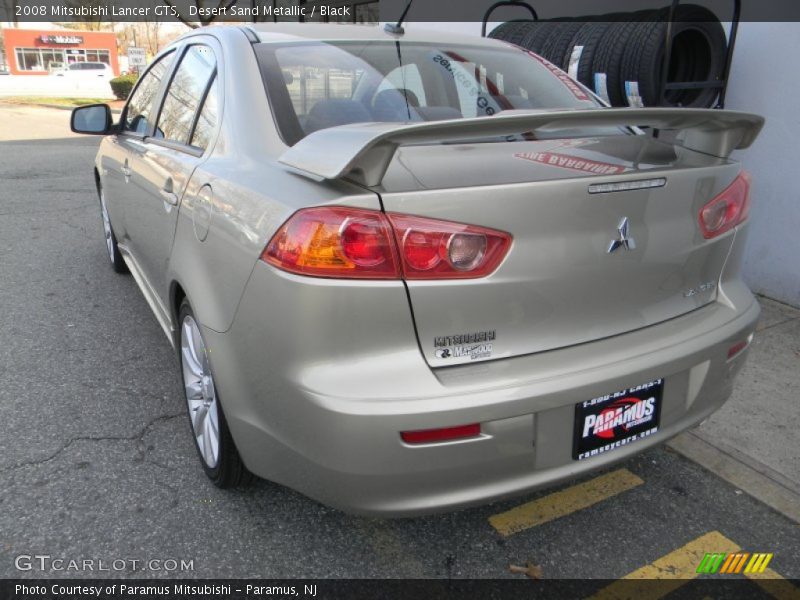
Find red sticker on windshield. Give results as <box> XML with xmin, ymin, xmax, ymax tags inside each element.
<box><xmin>524</xmin><ymin>51</ymin><xmax>590</xmax><ymax>102</ymax></box>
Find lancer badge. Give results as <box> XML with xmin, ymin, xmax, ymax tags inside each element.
<box><xmin>607</xmin><ymin>217</ymin><xmax>636</xmax><ymax>253</ymax></box>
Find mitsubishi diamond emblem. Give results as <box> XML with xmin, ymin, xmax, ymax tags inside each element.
<box><xmin>607</xmin><ymin>217</ymin><xmax>636</xmax><ymax>253</ymax></box>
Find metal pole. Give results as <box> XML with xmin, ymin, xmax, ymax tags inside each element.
<box><xmin>132</xmin><ymin>29</ymin><xmax>139</xmax><ymax>76</ymax></box>
<box><xmin>716</xmin><ymin>0</ymin><xmax>741</xmax><ymax>109</ymax></box>
<box><xmin>658</xmin><ymin>0</ymin><xmax>679</xmax><ymax>107</ymax></box>
<box><xmin>481</xmin><ymin>1</ymin><xmax>538</xmax><ymax>38</ymax></box>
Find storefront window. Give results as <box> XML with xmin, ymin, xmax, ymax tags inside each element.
<box><xmin>10</xmin><ymin>33</ymin><xmax>116</xmax><ymax>74</ymax></box>
<box><xmin>16</xmin><ymin>49</ymin><xmax>43</xmax><ymax>71</ymax></box>
<box><xmin>85</xmin><ymin>50</ymin><xmax>111</xmax><ymax>64</ymax></box>
<box><xmin>41</xmin><ymin>49</ymin><xmax>64</xmax><ymax>71</ymax></box>
<box><xmin>14</xmin><ymin>47</ymin><xmax>70</xmax><ymax>71</ymax></box>
<box><xmin>66</xmin><ymin>49</ymin><xmax>85</xmax><ymax>64</ymax></box>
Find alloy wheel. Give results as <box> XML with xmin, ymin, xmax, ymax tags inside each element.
<box><xmin>181</xmin><ymin>315</ymin><xmax>220</xmax><ymax>468</ymax></box>
<box><xmin>99</xmin><ymin>190</ymin><xmax>114</xmax><ymax>263</ymax></box>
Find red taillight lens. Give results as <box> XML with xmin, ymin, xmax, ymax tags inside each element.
<box><xmin>340</xmin><ymin>219</ymin><xmax>390</xmax><ymax>267</ymax></box>
<box><xmin>261</xmin><ymin>207</ymin><xmax>399</xmax><ymax>278</ymax></box>
<box><xmin>401</xmin><ymin>423</ymin><xmax>481</xmax><ymax>444</ymax></box>
<box><xmin>699</xmin><ymin>171</ymin><xmax>752</xmax><ymax>239</ymax></box>
<box><xmin>263</xmin><ymin>208</ymin><xmax>512</xmax><ymax>280</ymax></box>
<box><xmin>388</xmin><ymin>214</ymin><xmax>511</xmax><ymax>279</ymax></box>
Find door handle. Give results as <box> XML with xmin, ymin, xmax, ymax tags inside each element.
<box><xmin>160</xmin><ymin>179</ymin><xmax>179</xmax><ymax>206</ymax></box>
<box><xmin>160</xmin><ymin>189</ymin><xmax>179</xmax><ymax>206</ymax></box>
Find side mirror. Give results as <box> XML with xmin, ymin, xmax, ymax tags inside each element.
<box><xmin>71</xmin><ymin>104</ymin><xmax>114</xmax><ymax>135</ymax></box>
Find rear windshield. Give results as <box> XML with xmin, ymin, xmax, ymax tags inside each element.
<box><xmin>255</xmin><ymin>41</ymin><xmax>607</xmax><ymax>146</ymax></box>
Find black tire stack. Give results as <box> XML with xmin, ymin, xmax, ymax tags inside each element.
<box><xmin>488</xmin><ymin>5</ymin><xmax>727</xmax><ymax>108</ymax></box>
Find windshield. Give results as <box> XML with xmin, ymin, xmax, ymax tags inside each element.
<box><xmin>255</xmin><ymin>41</ymin><xmax>607</xmax><ymax>146</ymax></box>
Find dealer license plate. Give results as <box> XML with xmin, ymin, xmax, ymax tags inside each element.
<box><xmin>572</xmin><ymin>378</ymin><xmax>663</xmax><ymax>461</ymax></box>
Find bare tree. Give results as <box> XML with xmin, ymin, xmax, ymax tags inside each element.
<box><xmin>58</xmin><ymin>22</ymin><xmax>110</xmax><ymax>32</ymax></box>
<box><xmin>59</xmin><ymin>0</ymin><xmax>109</xmax><ymax>31</ymax></box>
<box><xmin>143</xmin><ymin>21</ymin><xmax>162</xmax><ymax>55</ymax></box>
<box><xmin>117</xmin><ymin>22</ymin><xmax>163</xmax><ymax>57</ymax></box>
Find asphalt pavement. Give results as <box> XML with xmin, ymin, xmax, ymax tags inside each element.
<box><xmin>1</xmin><ymin>105</ymin><xmax>799</xmax><ymax>585</ymax></box>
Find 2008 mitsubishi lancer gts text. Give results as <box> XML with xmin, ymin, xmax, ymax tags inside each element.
<box><xmin>70</xmin><ymin>23</ymin><xmax>764</xmax><ymax>516</ymax></box>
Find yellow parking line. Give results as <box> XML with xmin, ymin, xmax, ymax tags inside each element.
<box><xmin>591</xmin><ymin>531</ymin><xmax>800</xmax><ymax>600</ymax></box>
<box><xmin>744</xmin><ymin>569</ymin><xmax>800</xmax><ymax>600</ymax></box>
<box><xmin>590</xmin><ymin>531</ymin><xmax>739</xmax><ymax>600</ymax></box>
<box><xmin>488</xmin><ymin>468</ymin><xmax>643</xmax><ymax>537</ymax></box>
<box><xmin>626</xmin><ymin>530</ymin><xmax>739</xmax><ymax>578</ymax></box>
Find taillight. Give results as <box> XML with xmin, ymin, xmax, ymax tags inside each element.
<box><xmin>261</xmin><ymin>207</ymin><xmax>400</xmax><ymax>279</ymax></box>
<box><xmin>262</xmin><ymin>207</ymin><xmax>511</xmax><ymax>280</ymax></box>
<box><xmin>699</xmin><ymin>171</ymin><xmax>752</xmax><ymax>239</ymax></box>
<box><xmin>388</xmin><ymin>214</ymin><xmax>511</xmax><ymax>280</ymax></box>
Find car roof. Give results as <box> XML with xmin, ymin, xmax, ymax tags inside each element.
<box><xmin>245</xmin><ymin>23</ymin><xmax>504</xmax><ymax>48</ymax></box>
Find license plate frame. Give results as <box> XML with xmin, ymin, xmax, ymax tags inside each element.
<box><xmin>572</xmin><ymin>379</ymin><xmax>664</xmax><ymax>461</ymax></box>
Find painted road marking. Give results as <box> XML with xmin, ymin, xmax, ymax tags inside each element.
<box><xmin>745</xmin><ymin>568</ymin><xmax>800</xmax><ymax>600</ymax></box>
<box><xmin>488</xmin><ymin>468</ymin><xmax>643</xmax><ymax>537</ymax></box>
<box><xmin>591</xmin><ymin>530</ymin><xmax>738</xmax><ymax>600</ymax></box>
<box><xmin>591</xmin><ymin>531</ymin><xmax>799</xmax><ymax>600</ymax></box>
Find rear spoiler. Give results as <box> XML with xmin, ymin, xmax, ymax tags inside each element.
<box><xmin>279</xmin><ymin>108</ymin><xmax>764</xmax><ymax>187</ymax></box>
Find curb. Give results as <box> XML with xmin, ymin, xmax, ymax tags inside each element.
<box><xmin>667</xmin><ymin>430</ymin><xmax>800</xmax><ymax>524</ymax></box>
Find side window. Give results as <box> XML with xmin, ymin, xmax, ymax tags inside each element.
<box><xmin>123</xmin><ymin>51</ymin><xmax>175</xmax><ymax>135</ymax></box>
<box><xmin>155</xmin><ymin>45</ymin><xmax>216</xmax><ymax>145</ymax></box>
<box><xmin>190</xmin><ymin>77</ymin><xmax>219</xmax><ymax>151</ymax></box>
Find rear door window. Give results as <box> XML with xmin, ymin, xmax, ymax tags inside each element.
<box><xmin>189</xmin><ymin>77</ymin><xmax>219</xmax><ymax>151</ymax></box>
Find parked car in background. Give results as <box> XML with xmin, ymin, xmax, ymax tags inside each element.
<box><xmin>70</xmin><ymin>24</ymin><xmax>764</xmax><ymax>516</ymax></box>
<box><xmin>57</xmin><ymin>61</ymin><xmax>114</xmax><ymax>79</ymax></box>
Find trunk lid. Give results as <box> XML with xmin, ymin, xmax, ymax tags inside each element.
<box><xmin>377</xmin><ymin>135</ymin><xmax>741</xmax><ymax>367</ymax></box>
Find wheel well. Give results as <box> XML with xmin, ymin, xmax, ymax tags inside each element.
<box><xmin>171</xmin><ymin>282</ymin><xmax>186</xmax><ymax>337</ymax></box>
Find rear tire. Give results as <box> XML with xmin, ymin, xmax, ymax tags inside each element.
<box><xmin>620</xmin><ymin>5</ymin><xmax>726</xmax><ymax>108</ymax></box>
<box><xmin>567</xmin><ymin>21</ymin><xmax>614</xmax><ymax>89</ymax></box>
<box><xmin>591</xmin><ymin>20</ymin><xmax>642</xmax><ymax>106</ymax></box>
<box><xmin>489</xmin><ymin>21</ymin><xmax>531</xmax><ymax>47</ymax></box>
<box><xmin>547</xmin><ymin>21</ymin><xmax>587</xmax><ymax>70</ymax></box>
<box><xmin>178</xmin><ymin>299</ymin><xmax>251</xmax><ymax>488</ymax></box>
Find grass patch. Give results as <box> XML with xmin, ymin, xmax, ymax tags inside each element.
<box><xmin>0</xmin><ymin>96</ymin><xmax>115</xmax><ymax>107</ymax></box>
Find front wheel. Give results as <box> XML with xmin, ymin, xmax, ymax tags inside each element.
<box><xmin>99</xmin><ymin>187</ymin><xmax>127</xmax><ymax>274</ymax></box>
<box><xmin>178</xmin><ymin>299</ymin><xmax>251</xmax><ymax>488</ymax></box>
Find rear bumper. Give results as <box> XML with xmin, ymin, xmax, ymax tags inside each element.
<box><xmin>204</xmin><ymin>263</ymin><xmax>759</xmax><ymax>516</ymax></box>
